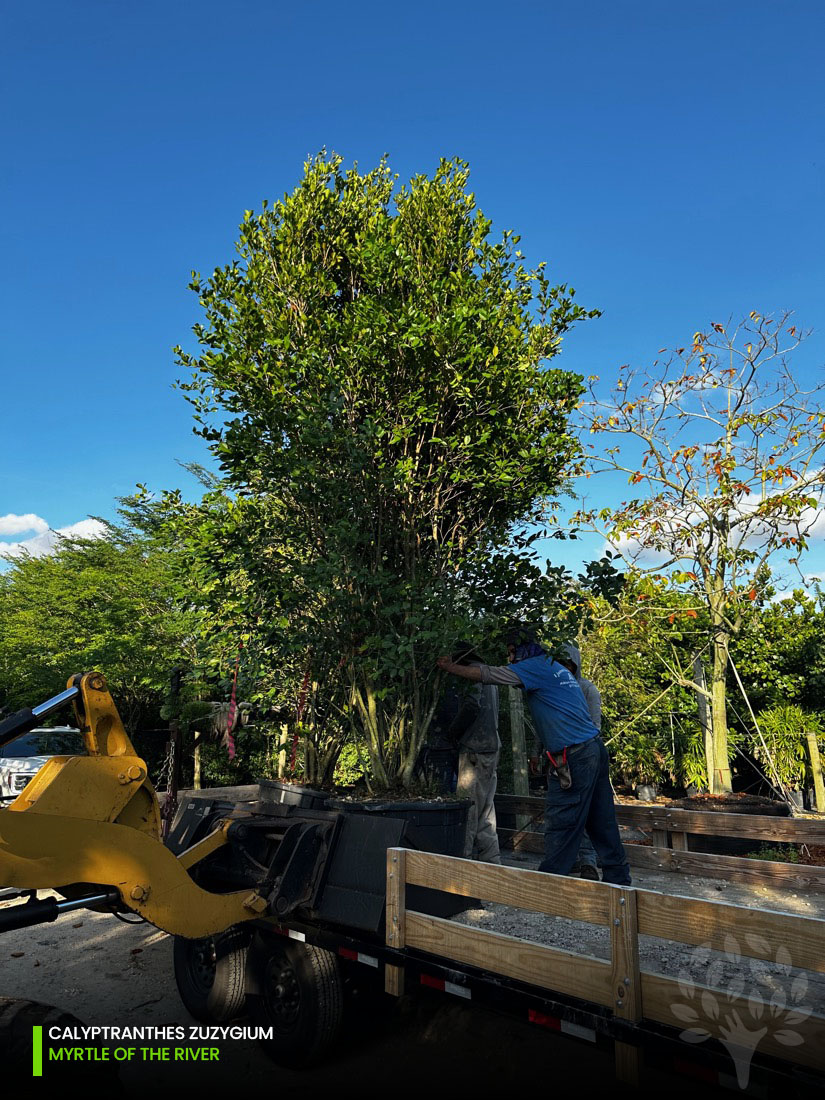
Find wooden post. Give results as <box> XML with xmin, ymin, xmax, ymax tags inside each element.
<box><xmin>693</xmin><ymin>655</ymin><xmax>714</xmax><ymax>794</ymax></box>
<box><xmin>610</xmin><ymin>886</ymin><xmax>642</xmax><ymax>1085</ymax></box>
<box><xmin>652</xmin><ymin>828</ymin><xmax>669</xmax><ymax>850</ymax></box>
<box><xmin>671</xmin><ymin>831</ymin><xmax>689</xmax><ymax>851</ymax></box>
<box><xmin>805</xmin><ymin>731</ymin><xmax>825</xmax><ymax>813</ymax></box>
<box><xmin>509</xmin><ymin>688</ymin><xmax>530</xmax><ymax>831</ymax></box>
<box><xmin>385</xmin><ymin>847</ymin><xmax>406</xmax><ymax>996</ymax></box>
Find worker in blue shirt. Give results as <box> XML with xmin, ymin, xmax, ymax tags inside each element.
<box><xmin>437</xmin><ymin>625</ymin><xmax>630</xmax><ymax>885</ymax></box>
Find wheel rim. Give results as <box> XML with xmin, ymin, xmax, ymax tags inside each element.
<box><xmin>263</xmin><ymin>955</ymin><xmax>301</xmax><ymax>1033</ymax></box>
<box><xmin>188</xmin><ymin>938</ymin><xmax>217</xmax><ymax>993</ymax></box>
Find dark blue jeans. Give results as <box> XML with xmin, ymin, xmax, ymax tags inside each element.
<box><xmin>538</xmin><ymin>736</ymin><xmax>631</xmax><ymax>885</ymax></box>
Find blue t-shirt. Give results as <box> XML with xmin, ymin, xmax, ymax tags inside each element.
<box><xmin>510</xmin><ymin>655</ymin><xmax>599</xmax><ymax>754</ymax></box>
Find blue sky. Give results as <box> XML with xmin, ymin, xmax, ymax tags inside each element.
<box><xmin>2</xmin><ymin>1</ymin><xmax>823</xmax><ymax>583</ymax></box>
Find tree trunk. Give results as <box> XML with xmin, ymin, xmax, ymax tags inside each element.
<box><xmin>710</xmin><ymin>634</ymin><xmax>733</xmax><ymax>793</ymax></box>
<box><xmin>692</xmin><ymin>655</ymin><xmax>714</xmax><ymax>793</ymax></box>
<box><xmin>508</xmin><ymin>688</ymin><xmax>530</xmax><ymax>829</ymax></box>
<box><xmin>193</xmin><ymin>733</ymin><xmax>202</xmax><ymax>790</ymax></box>
<box><xmin>277</xmin><ymin>724</ymin><xmax>288</xmax><ymax>778</ymax></box>
<box><xmin>805</xmin><ymin>730</ymin><xmax>825</xmax><ymax>812</ymax></box>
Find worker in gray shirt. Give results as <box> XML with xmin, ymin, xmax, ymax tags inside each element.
<box><xmin>446</xmin><ymin>641</ymin><xmax>502</xmax><ymax>864</ymax></box>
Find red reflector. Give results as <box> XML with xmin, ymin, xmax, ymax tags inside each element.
<box><xmin>527</xmin><ymin>1009</ymin><xmax>561</xmax><ymax>1031</ymax></box>
<box><xmin>337</xmin><ymin>947</ymin><xmax>358</xmax><ymax>961</ymax></box>
<box><xmin>420</xmin><ymin>974</ymin><xmax>445</xmax><ymax>991</ymax></box>
<box><xmin>674</xmin><ymin>1059</ymin><xmax>718</xmax><ymax>1085</ymax></box>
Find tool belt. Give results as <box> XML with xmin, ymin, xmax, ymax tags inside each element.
<box><xmin>545</xmin><ymin>734</ymin><xmax>601</xmax><ymax>791</ymax></box>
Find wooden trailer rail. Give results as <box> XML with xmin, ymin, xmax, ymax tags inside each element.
<box><xmin>385</xmin><ymin>847</ymin><xmax>825</xmax><ymax>1085</ymax></box>
<box><xmin>495</xmin><ymin>793</ymin><xmax>825</xmax><ymax>892</ymax></box>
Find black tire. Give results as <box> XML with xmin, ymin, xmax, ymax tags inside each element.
<box><xmin>0</xmin><ymin>998</ymin><xmax>78</xmax><ymax>1070</ymax></box>
<box><xmin>173</xmin><ymin>925</ymin><xmax>251</xmax><ymax>1022</ymax></box>
<box><xmin>246</xmin><ymin>934</ymin><xmax>342</xmax><ymax>1067</ymax></box>
<box><xmin>0</xmin><ymin>998</ymin><xmax>121</xmax><ymax>1085</ymax></box>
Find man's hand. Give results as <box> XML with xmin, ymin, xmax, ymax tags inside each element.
<box><xmin>436</xmin><ymin>657</ymin><xmax>482</xmax><ymax>682</ymax></box>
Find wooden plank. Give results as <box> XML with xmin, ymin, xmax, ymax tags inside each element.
<box><xmin>405</xmin><ymin>910</ymin><xmax>613</xmax><ymax>1007</ymax></box>
<box><xmin>500</xmin><ymin>833</ymin><xmax>825</xmax><ymax>893</ymax></box>
<box><xmin>641</xmin><ymin>971</ymin><xmax>825</xmax><ymax>1073</ymax></box>
<box><xmin>403</xmin><ymin>849</ymin><xmax>610</xmax><ymax>925</ymax></box>
<box><xmin>500</xmin><ymin>828</ymin><xmax>543</xmax><ymax>855</ymax></box>
<box><xmin>618</xmin><ymin>805</ymin><xmax>825</xmax><ymax>844</ymax></box>
<box><xmin>671</xmin><ymin>831</ymin><xmax>689</xmax><ymax>851</ymax></box>
<box><xmin>385</xmin><ymin>847</ymin><xmax>406</xmax><ymax>996</ymax></box>
<box><xmin>610</xmin><ymin>887</ymin><xmax>642</xmax><ymax>1085</ymax></box>
<box><xmin>652</xmin><ymin>828</ymin><xmax>669</xmax><ymax>849</ymax></box>
<box><xmin>626</xmin><ymin>843</ymin><xmax>825</xmax><ymax>893</ymax></box>
<box><xmin>636</xmin><ymin>889</ymin><xmax>825</xmax><ymax>972</ymax></box>
<box><xmin>498</xmin><ymin>795</ymin><xmax>825</xmax><ymax>843</ymax></box>
<box><xmin>495</xmin><ymin>793</ymin><xmax>545</xmax><ymax>817</ymax></box>
<box><xmin>613</xmin><ymin>804</ymin><xmax>658</xmax><ymax>826</ymax></box>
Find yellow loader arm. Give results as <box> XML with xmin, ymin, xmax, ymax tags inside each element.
<box><xmin>0</xmin><ymin>673</ymin><xmax>267</xmax><ymax>937</ymax></box>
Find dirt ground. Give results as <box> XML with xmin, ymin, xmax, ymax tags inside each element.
<box><xmin>2</xmin><ymin>853</ymin><xmax>821</xmax><ymax>1096</ymax></box>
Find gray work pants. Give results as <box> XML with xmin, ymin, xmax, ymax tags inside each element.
<box><xmin>457</xmin><ymin>749</ymin><xmax>502</xmax><ymax>864</ymax></box>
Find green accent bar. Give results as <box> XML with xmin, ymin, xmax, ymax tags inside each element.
<box><xmin>32</xmin><ymin>1025</ymin><xmax>42</xmax><ymax>1077</ymax></box>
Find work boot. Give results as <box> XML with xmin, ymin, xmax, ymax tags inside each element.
<box><xmin>579</xmin><ymin>865</ymin><xmax>600</xmax><ymax>881</ymax></box>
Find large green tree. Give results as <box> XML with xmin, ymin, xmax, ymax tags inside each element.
<box><xmin>176</xmin><ymin>153</ymin><xmax>597</xmax><ymax>788</ymax></box>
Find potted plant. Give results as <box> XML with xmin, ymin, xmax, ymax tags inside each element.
<box><xmin>750</xmin><ymin>704</ymin><xmax>816</xmax><ymax>810</ymax></box>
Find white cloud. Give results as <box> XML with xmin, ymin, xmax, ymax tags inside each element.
<box><xmin>0</xmin><ymin>512</ymin><xmax>49</xmax><ymax>536</ymax></box>
<box><xmin>0</xmin><ymin>516</ymin><xmax>108</xmax><ymax>559</ymax></box>
<box><xmin>604</xmin><ymin>487</ymin><xmax>825</xmax><ymax>566</ymax></box>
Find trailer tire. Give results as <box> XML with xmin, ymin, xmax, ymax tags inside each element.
<box><xmin>173</xmin><ymin>925</ymin><xmax>250</xmax><ymax>1022</ymax></box>
<box><xmin>247</xmin><ymin>935</ymin><xmax>342</xmax><ymax>1067</ymax></box>
<box><xmin>0</xmin><ymin>998</ymin><xmax>115</xmax><ymax>1083</ymax></box>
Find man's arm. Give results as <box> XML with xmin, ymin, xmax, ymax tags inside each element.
<box><xmin>436</xmin><ymin>657</ymin><xmax>482</xmax><ymax>681</ymax></box>
<box><xmin>581</xmin><ymin>679</ymin><xmax>602</xmax><ymax>731</ymax></box>
<box><xmin>436</xmin><ymin>657</ymin><xmax>523</xmax><ymax>687</ymax></box>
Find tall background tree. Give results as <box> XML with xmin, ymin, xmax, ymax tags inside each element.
<box><xmin>175</xmin><ymin>152</ymin><xmax>598</xmax><ymax>788</ymax></box>
<box><xmin>576</xmin><ymin>313</ymin><xmax>825</xmax><ymax>792</ymax></box>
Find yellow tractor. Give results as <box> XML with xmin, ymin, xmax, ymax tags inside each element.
<box><xmin>0</xmin><ymin>672</ymin><xmax>417</xmax><ymax>1066</ymax></box>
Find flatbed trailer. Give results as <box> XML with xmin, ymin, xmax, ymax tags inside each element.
<box><xmin>1</xmin><ymin>674</ymin><xmax>824</xmax><ymax>1096</ymax></box>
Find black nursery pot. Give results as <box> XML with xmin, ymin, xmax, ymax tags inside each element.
<box><xmin>328</xmin><ymin>797</ymin><xmax>470</xmax><ymax>856</ymax></box>
<box><xmin>328</xmin><ymin>797</ymin><xmax>475</xmax><ymax>918</ymax></box>
<box><xmin>258</xmin><ymin>779</ymin><xmax>332</xmax><ymax>811</ymax></box>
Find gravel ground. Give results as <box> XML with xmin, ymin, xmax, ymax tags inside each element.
<box><xmin>450</xmin><ymin>847</ymin><xmax>825</xmax><ymax>1016</ymax></box>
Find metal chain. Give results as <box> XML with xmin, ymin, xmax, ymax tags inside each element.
<box><xmin>159</xmin><ymin>736</ymin><xmax>177</xmax><ymax>836</ymax></box>
<box><xmin>159</xmin><ymin>737</ymin><xmax>175</xmax><ymax>797</ymax></box>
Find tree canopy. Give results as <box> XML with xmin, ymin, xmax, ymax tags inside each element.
<box><xmin>0</xmin><ymin>526</ymin><xmax>199</xmax><ymax>733</ymax></box>
<box><xmin>175</xmin><ymin>153</ymin><xmax>598</xmax><ymax>787</ymax></box>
